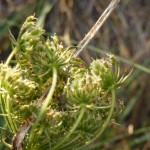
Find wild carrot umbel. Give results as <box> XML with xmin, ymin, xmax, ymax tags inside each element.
<box><xmin>0</xmin><ymin>1</ymin><xmax>131</xmax><ymax>149</ymax></box>
<box><xmin>0</xmin><ymin>14</ymin><xmax>130</xmax><ymax>150</ymax></box>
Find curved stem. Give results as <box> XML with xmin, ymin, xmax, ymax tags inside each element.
<box><xmin>5</xmin><ymin>47</ymin><xmax>18</xmax><ymax>66</ymax></box>
<box><xmin>86</xmin><ymin>89</ymin><xmax>116</xmax><ymax>145</ymax></box>
<box><xmin>28</xmin><ymin>66</ymin><xmax>57</xmax><ymax>148</ymax></box>
<box><xmin>1</xmin><ymin>132</ymin><xmax>12</xmax><ymax>149</ymax></box>
<box><xmin>52</xmin><ymin>106</ymin><xmax>86</xmax><ymax>150</ymax></box>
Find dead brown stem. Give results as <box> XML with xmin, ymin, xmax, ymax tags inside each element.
<box><xmin>11</xmin><ymin>117</ymin><xmax>34</xmax><ymax>150</ymax></box>
<box><xmin>73</xmin><ymin>0</ymin><xmax>120</xmax><ymax>57</ymax></box>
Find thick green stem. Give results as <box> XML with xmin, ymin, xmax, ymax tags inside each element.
<box><xmin>35</xmin><ymin>67</ymin><xmax>57</xmax><ymax>123</ymax></box>
<box><xmin>52</xmin><ymin>106</ymin><xmax>86</xmax><ymax>150</ymax></box>
<box><xmin>28</xmin><ymin>66</ymin><xmax>57</xmax><ymax>149</ymax></box>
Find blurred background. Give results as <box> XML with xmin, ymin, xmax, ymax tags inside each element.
<box><xmin>0</xmin><ymin>0</ymin><xmax>150</xmax><ymax>149</ymax></box>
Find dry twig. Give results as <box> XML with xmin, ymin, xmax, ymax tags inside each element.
<box><xmin>73</xmin><ymin>0</ymin><xmax>120</xmax><ymax>57</ymax></box>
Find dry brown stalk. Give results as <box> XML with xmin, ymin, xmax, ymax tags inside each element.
<box><xmin>73</xmin><ymin>0</ymin><xmax>120</xmax><ymax>57</ymax></box>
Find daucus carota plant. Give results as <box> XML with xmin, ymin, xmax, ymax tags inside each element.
<box><xmin>0</xmin><ymin>15</ymin><xmax>130</xmax><ymax>150</ymax></box>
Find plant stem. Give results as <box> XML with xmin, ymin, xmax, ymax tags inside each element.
<box><xmin>27</xmin><ymin>66</ymin><xmax>57</xmax><ymax>149</ymax></box>
<box><xmin>52</xmin><ymin>106</ymin><xmax>86</xmax><ymax>150</ymax></box>
<box><xmin>1</xmin><ymin>132</ymin><xmax>12</xmax><ymax>149</ymax></box>
<box><xmin>73</xmin><ymin>0</ymin><xmax>120</xmax><ymax>57</ymax></box>
<box><xmin>5</xmin><ymin>47</ymin><xmax>18</xmax><ymax>66</ymax></box>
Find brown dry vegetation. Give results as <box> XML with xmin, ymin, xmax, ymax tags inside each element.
<box><xmin>0</xmin><ymin>0</ymin><xmax>150</xmax><ymax>149</ymax></box>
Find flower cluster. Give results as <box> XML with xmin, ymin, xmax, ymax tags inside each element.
<box><xmin>16</xmin><ymin>16</ymin><xmax>71</xmax><ymax>84</ymax></box>
<box><xmin>64</xmin><ymin>54</ymin><xmax>123</xmax><ymax>108</ymax></box>
<box><xmin>0</xmin><ymin>64</ymin><xmax>40</xmax><ymax>120</ymax></box>
<box><xmin>0</xmin><ymin>15</ymin><xmax>130</xmax><ymax>150</ymax></box>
